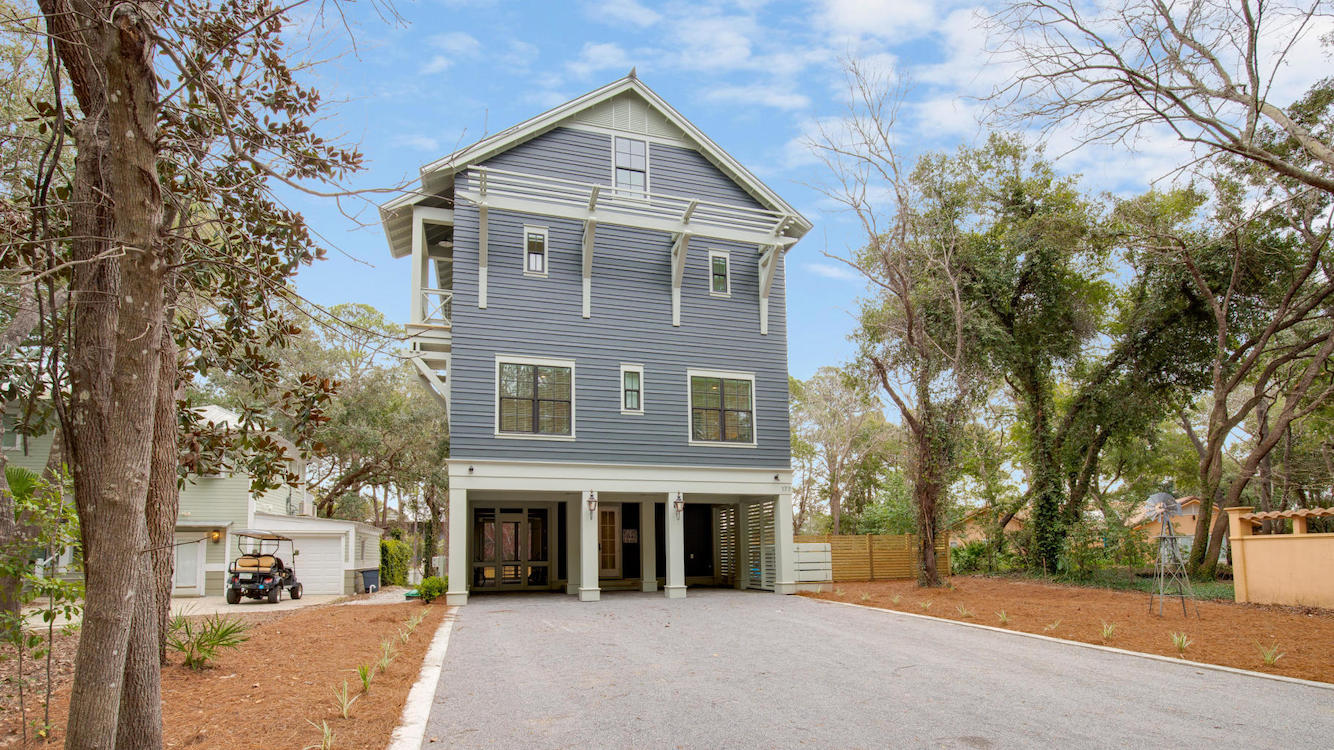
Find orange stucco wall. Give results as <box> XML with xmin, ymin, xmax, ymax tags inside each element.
<box><xmin>1228</xmin><ymin>507</ymin><xmax>1334</xmax><ymax>609</ymax></box>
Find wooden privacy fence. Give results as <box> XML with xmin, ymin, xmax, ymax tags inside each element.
<box><xmin>793</xmin><ymin>534</ymin><xmax>951</xmax><ymax>582</ymax></box>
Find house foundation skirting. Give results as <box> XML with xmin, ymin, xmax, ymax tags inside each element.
<box><xmin>443</xmin><ymin>459</ymin><xmax>795</xmax><ymax>605</ymax></box>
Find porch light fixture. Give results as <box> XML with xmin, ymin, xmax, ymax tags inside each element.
<box><xmin>209</xmin><ymin>529</ymin><xmax>222</xmax><ymax>544</ymax></box>
<box><xmin>587</xmin><ymin>490</ymin><xmax>598</xmax><ymax>517</ymax></box>
<box><xmin>673</xmin><ymin>492</ymin><xmax>685</xmax><ymax>517</ymax></box>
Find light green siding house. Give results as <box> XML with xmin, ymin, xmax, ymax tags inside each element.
<box><xmin>4</xmin><ymin>406</ymin><xmax>382</xmax><ymax>597</ymax></box>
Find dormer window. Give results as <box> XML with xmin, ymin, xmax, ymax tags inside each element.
<box><xmin>524</xmin><ymin>226</ymin><xmax>548</xmax><ymax>277</ymax></box>
<box><xmin>614</xmin><ymin>137</ymin><xmax>647</xmax><ymax>195</ymax></box>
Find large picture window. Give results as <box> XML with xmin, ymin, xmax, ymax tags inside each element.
<box><xmin>689</xmin><ymin>372</ymin><xmax>754</xmax><ymax>444</ymax></box>
<box><xmin>498</xmin><ymin>361</ymin><xmax>573</xmax><ymax>436</ymax></box>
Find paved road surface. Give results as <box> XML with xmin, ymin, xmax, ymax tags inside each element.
<box><xmin>422</xmin><ymin>589</ymin><xmax>1333</xmax><ymax>749</ymax></box>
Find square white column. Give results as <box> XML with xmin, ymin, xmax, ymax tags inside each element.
<box><xmin>578</xmin><ymin>492</ymin><xmax>600</xmax><ymax>602</ymax></box>
<box><xmin>565</xmin><ymin>495</ymin><xmax>581</xmax><ymax>595</ymax></box>
<box><xmin>773</xmin><ymin>492</ymin><xmax>796</xmax><ymax>594</ymax></box>
<box><xmin>640</xmin><ymin>498</ymin><xmax>657</xmax><ymax>592</ymax></box>
<box><xmin>445</xmin><ymin>487</ymin><xmax>469</xmax><ymax>606</ymax></box>
<box><xmin>664</xmin><ymin>492</ymin><xmax>686</xmax><ymax>599</ymax></box>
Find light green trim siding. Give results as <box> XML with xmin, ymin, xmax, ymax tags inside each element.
<box><xmin>205</xmin><ymin>571</ymin><xmax>226</xmax><ymax>596</ymax></box>
<box><xmin>3</xmin><ymin>432</ymin><xmax>55</xmax><ymax>474</ymax></box>
<box><xmin>177</xmin><ymin>474</ymin><xmax>250</xmax><ymax>527</ymax></box>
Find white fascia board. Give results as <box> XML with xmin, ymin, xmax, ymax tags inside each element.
<box><xmin>447</xmin><ymin>458</ymin><xmax>791</xmax><ymax>495</ymax></box>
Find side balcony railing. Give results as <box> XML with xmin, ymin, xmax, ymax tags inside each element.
<box><xmin>418</xmin><ymin>287</ymin><xmax>453</xmax><ymax>329</ymax></box>
<box><xmin>457</xmin><ymin>166</ymin><xmax>799</xmax><ymax>247</ymax></box>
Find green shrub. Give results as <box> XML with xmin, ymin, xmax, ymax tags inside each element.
<box><xmin>380</xmin><ymin>538</ymin><xmax>411</xmax><ymax>586</ymax></box>
<box><xmin>168</xmin><ymin>612</ymin><xmax>250</xmax><ymax>669</ymax></box>
<box><xmin>418</xmin><ymin>575</ymin><xmax>447</xmax><ymax>604</ymax></box>
<box><xmin>950</xmin><ymin>541</ymin><xmax>990</xmax><ymax>574</ymax></box>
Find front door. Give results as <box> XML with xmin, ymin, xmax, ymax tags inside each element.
<box><xmin>598</xmin><ymin>504</ymin><xmax>621</xmax><ymax>578</ymax></box>
<box><xmin>174</xmin><ymin>539</ymin><xmax>203</xmax><ymax>595</ymax></box>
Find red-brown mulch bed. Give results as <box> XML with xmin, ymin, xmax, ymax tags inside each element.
<box><xmin>801</xmin><ymin>576</ymin><xmax>1334</xmax><ymax>684</ymax></box>
<box><xmin>1</xmin><ymin>601</ymin><xmax>446</xmax><ymax>749</ymax></box>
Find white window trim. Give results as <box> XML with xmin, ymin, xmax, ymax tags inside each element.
<box><xmin>708</xmin><ymin>249</ymin><xmax>731</xmax><ymax>297</ymax></box>
<box><xmin>685</xmin><ymin>368</ymin><xmax>757</xmax><ymax>448</ymax></box>
<box><xmin>494</xmin><ymin>354</ymin><xmax>577</xmax><ymax>441</ymax></box>
<box><xmin>611</xmin><ymin>136</ymin><xmax>650</xmax><ymax>197</ymax></box>
<box><xmin>619</xmin><ymin>363</ymin><xmax>645</xmax><ymax>415</ymax></box>
<box><xmin>522</xmin><ymin>225</ymin><xmax>549</xmax><ymax>278</ymax></box>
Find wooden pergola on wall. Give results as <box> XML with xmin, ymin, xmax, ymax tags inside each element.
<box><xmin>1227</xmin><ymin>506</ymin><xmax>1334</xmax><ymax>609</ymax></box>
<box><xmin>793</xmin><ymin>534</ymin><xmax>951</xmax><ymax>582</ymax></box>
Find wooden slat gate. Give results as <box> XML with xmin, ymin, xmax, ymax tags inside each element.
<box><xmin>793</xmin><ymin>534</ymin><xmax>951</xmax><ymax>582</ymax></box>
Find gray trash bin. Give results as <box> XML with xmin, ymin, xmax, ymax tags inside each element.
<box><xmin>359</xmin><ymin>569</ymin><xmax>380</xmax><ymax>593</ymax></box>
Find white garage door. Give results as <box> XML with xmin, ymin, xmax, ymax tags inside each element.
<box><xmin>289</xmin><ymin>534</ymin><xmax>344</xmax><ymax>595</ymax></box>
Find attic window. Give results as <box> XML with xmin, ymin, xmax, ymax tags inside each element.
<box><xmin>614</xmin><ymin>137</ymin><xmax>647</xmax><ymax>195</ymax></box>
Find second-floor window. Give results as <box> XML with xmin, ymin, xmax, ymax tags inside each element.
<box><xmin>524</xmin><ymin>226</ymin><xmax>548</xmax><ymax>276</ymax></box>
<box><xmin>615</xmin><ymin>137</ymin><xmax>646</xmax><ymax>195</ymax></box>
<box><xmin>498</xmin><ymin>360</ymin><xmax>573</xmax><ymax>436</ymax></box>
<box><xmin>688</xmin><ymin>371</ymin><xmax>754</xmax><ymax>444</ymax></box>
<box><xmin>620</xmin><ymin>364</ymin><xmax>644</xmax><ymax>414</ymax></box>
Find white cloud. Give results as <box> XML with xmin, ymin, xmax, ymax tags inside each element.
<box><xmin>419</xmin><ymin>56</ymin><xmax>451</xmax><ymax>75</ymax></box>
<box><xmin>430</xmin><ymin>31</ymin><xmax>482</xmax><ymax>57</ymax></box>
<box><xmin>587</xmin><ymin>0</ymin><xmax>661</xmax><ymax>28</ymax></box>
<box><xmin>703</xmin><ymin>84</ymin><xmax>810</xmax><ymax>111</ymax></box>
<box><xmin>566</xmin><ymin>41</ymin><xmax>635</xmax><ymax>79</ymax></box>
<box><xmin>665</xmin><ymin>13</ymin><xmax>756</xmax><ymax>71</ymax></box>
<box><xmin>817</xmin><ymin>0</ymin><xmax>941</xmax><ymax>45</ymax></box>
<box><xmin>503</xmin><ymin>39</ymin><xmax>540</xmax><ymax>70</ymax></box>
<box><xmin>394</xmin><ymin>134</ymin><xmax>442</xmax><ymax>152</ymax></box>
<box><xmin>803</xmin><ymin>262</ymin><xmax>861</xmax><ymax>281</ymax></box>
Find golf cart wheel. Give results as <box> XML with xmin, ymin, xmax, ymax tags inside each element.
<box><xmin>290</xmin><ymin>583</ymin><xmax>303</xmax><ymax>600</ymax></box>
<box><xmin>266</xmin><ymin>586</ymin><xmax>280</xmax><ymax>604</ymax></box>
<box><xmin>225</xmin><ymin>588</ymin><xmax>240</xmax><ymax>605</ymax></box>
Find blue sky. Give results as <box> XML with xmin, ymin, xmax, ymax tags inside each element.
<box><xmin>283</xmin><ymin>0</ymin><xmax>1326</xmax><ymax>379</ymax></box>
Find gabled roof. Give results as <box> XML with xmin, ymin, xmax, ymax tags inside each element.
<box><xmin>380</xmin><ymin>73</ymin><xmax>811</xmax><ymax>258</ymax></box>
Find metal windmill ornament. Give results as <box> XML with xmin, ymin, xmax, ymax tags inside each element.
<box><xmin>1146</xmin><ymin>492</ymin><xmax>1199</xmax><ymax>618</ymax></box>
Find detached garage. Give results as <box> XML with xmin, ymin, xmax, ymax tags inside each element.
<box><xmin>255</xmin><ymin>512</ymin><xmax>383</xmax><ymax>595</ymax></box>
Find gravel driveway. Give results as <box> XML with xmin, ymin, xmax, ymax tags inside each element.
<box><xmin>422</xmin><ymin>589</ymin><xmax>1333</xmax><ymax>749</ymax></box>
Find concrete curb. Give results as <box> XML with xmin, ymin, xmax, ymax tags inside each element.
<box><xmin>809</xmin><ymin>596</ymin><xmax>1334</xmax><ymax>692</ymax></box>
<box><xmin>386</xmin><ymin>607</ymin><xmax>457</xmax><ymax>750</ymax></box>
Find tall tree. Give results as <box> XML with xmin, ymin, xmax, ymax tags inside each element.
<box><xmin>790</xmin><ymin>367</ymin><xmax>886</xmax><ymax>534</ymax></box>
<box><xmin>810</xmin><ymin>61</ymin><xmax>991</xmax><ymax>586</ymax></box>
<box><xmin>993</xmin><ymin>0</ymin><xmax>1334</xmax><ymax>196</ymax></box>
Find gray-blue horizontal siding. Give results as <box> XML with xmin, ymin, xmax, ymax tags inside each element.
<box><xmin>450</xmin><ymin>204</ymin><xmax>790</xmax><ymax>469</ymax></box>
<box><xmin>475</xmin><ymin>127</ymin><xmax>764</xmax><ymax>210</ymax></box>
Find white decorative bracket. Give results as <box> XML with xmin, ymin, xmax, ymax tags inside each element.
<box><xmin>670</xmin><ymin>232</ymin><xmax>690</xmax><ymax>327</ymax></box>
<box><xmin>582</xmin><ymin>218</ymin><xmax>596</xmax><ymax>319</ymax></box>
<box><xmin>757</xmin><ymin>244</ymin><xmax>778</xmax><ymax>335</ymax></box>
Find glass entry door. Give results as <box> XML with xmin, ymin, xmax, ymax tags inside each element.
<box><xmin>472</xmin><ymin>506</ymin><xmax>550</xmax><ymax>590</ymax></box>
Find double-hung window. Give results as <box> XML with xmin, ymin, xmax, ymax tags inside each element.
<box><xmin>709</xmin><ymin>250</ymin><xmax>730</xmax><ymax>296</ymax></box>
<box><xmin>688</xmin><ymin>371</ymin><xmax>755</xmax><ymax>444</ymax></box>
<box><xmin>620</xmin><ymin>364</ymin><xmax>644</xmax><ymax>414</ymax></box>
<box><xmin>523</xmin><ymin>226</ymin><xmax>548</xmax><ymax>276</ymax></box>
<box><xmin>614</xmin><ymin>137</ymin><xmax>647</xmax><ymax>195</ymax></box>
<box><xmin>497</xmin><ymin>358</ymin><xmax>574</xmax><ymax>437</ymax></box>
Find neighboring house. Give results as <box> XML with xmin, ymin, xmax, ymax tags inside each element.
<box><xmin>1128</xmin><ymin>495</ymin><xmax>1207</xmax><ymax>549</ymax></box>
<box><xmin>380</xmin><ymin>73</ymin><xmax>811</xmax><ymax>605</ymax></box>
<box><xmin>2</xmin><ymin>405</ymin><xmax>382</xmax><ymax>597</ymax></box>
<box><xmin>950</xmin><ymin>507</ymin><xmax>1026</xmax><ymax>548</ymax></box>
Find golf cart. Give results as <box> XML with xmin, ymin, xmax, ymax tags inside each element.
<box><xmin>225</xmin><ymin>529</ymin><xmax>303</xmax><ymax>604</ymax></box>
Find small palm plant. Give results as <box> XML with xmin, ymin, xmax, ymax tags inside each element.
<box><xmin>1043</xmin><ymin>619</ymin><xmax>1061</xmax><ymax>632</ymax></box>
<box><xmin>303</xmin><ymin>720</ymin><xmax>334</xmax><ymax>750</ymax></box>
<box><xmin>332</xmin><ymin>681</ymin><xmax>359</xmax><ymax>719</ymax></box>
<box><xmin>890</xmin><ymin>594</ymin><xmax>902</xmax><ymax>605</ymax></box>
<box><xmin>1170</xmin><ymin>632</ymin><xmax>1192</xmax><ymax>657</ymax></box>
<box><xmin>918</xmin><ymin>600</ymin><xmax>933</xmax><ymax>610</ymax></box>
<box><xmin>955</xmin><ymin>605</ymin><xmax>974</xmax><ymax>618</ymax></box>
<box><xmin>1256</xmin><ymin>641</ymin><xmax>1284</xmax><ymax>667</ymax></box>
<box><xmin>356</xmin><ymin>664</ymin><xmax>374</xmax><ymax>694</ymax></box>
<box><xmin>167</xmin><ymin>611</ymin><xmax>250</xmax><ymax>670</ymax></box>
<box><xmin>859</xmin><ymin>592</ymin><xmax>873</xmax><ymax>602</ymax></box>
<box><xmin>995</xmin><ymin>610</ymin><xmax>1009</xmax><ymax>626</ymax></box>
<box><xmin>1100</xmin><ymin>621</ymin><xmax>1117</xmax><ymax>642</ymax></box>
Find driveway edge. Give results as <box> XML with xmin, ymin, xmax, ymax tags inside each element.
<box><xmin>386</xmin><ymin>607</ymin><xmax>457</xmax><ymax>750</ymax></box>
<box><xmin>809</xmin><ymin>597</ymin><xmax>1334</xmax><ymax>692</ymax></box>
